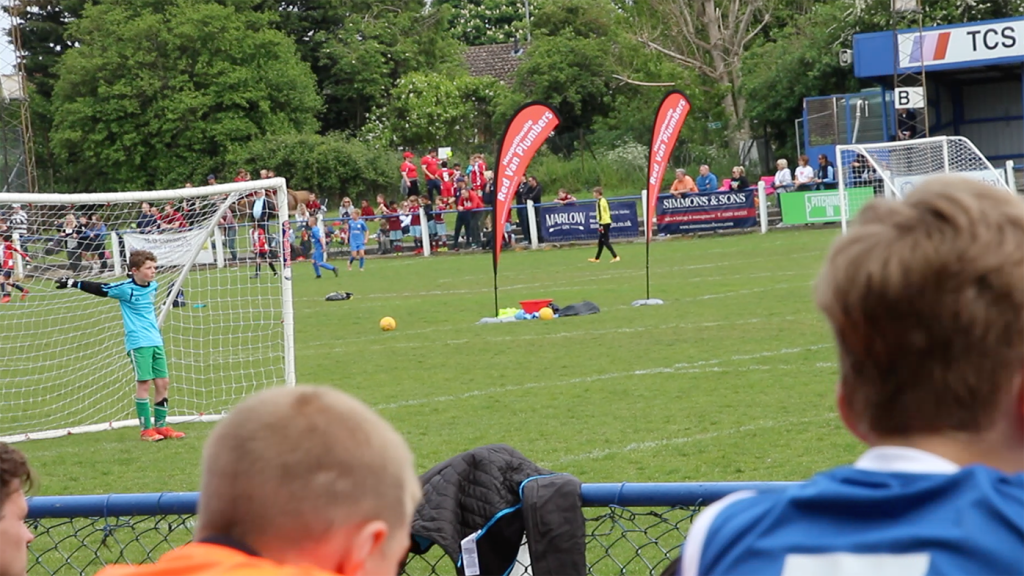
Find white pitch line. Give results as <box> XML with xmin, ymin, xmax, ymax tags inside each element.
<box><xmin>290</xmin><ymin>251</ymin><xmax>826</xmax><ymax>302</ymax></box>
<box><xmin>372</xmin><ymin>344</ymin><xmax>833</xmax><ymax>410</ymax></box>
<box><xmin>544</xmin><ymin>414</ymin><xmax>835</xmax><ymax>466</ymax></box>
<box><xmin>419</xmin><ymin>316</ymin><xmax>811</xmax><ymax>347</ymax></box>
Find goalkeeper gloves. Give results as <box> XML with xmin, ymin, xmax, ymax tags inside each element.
<box><xmin>55</xmin><ymin>276</ymin><xmax>77</xmax><ymax>289</ymax></box>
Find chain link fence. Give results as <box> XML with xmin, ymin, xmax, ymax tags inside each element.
<box><xmin>27</xmin><ymin>483</ymin><xmax>792</xmax><ymax>576</ymax></box>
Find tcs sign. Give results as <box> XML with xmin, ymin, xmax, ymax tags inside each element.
<box><xmin>899</xmin><ymin>19</ymin><xmax>1024</xmax><ymax>67</ymax></box>
<box><xmin>966</xmin><ymin>26</ymin><xmax>1017</xmax><ymax>52</ymax></box>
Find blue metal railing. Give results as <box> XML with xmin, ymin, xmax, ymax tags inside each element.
<box><xmin>28</xmin><ymin>482</ymin><xmax>797</xmax><ymax>518</ymax></box>
<box><xmin>26</xmin><ymin>483</ymin><xmax>800</xmax><ymax>575</ymax></box>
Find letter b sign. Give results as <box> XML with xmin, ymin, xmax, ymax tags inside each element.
<box><xmin>895</xmin><ymin>87</ymin><xmax>925</xmax><ymax>109</ymax></box>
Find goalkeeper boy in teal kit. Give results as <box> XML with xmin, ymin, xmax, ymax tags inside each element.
<box><xmin>56</xmin><ymin>250</ymin><xmax>185</xmax><ymax>442</ymax></box>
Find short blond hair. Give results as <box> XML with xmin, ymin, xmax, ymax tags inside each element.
<box><xmin>816</xmin><ymin>176</ymin><xmax>1024</xmax><ymax>436</ymax></box>
<box><xmin>197</xmin><ymin>386</ymin><xmax>421</xmax><ymax>547</ymax></box>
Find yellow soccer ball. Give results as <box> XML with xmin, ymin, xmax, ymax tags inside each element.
<box><xmin>380</xmin><ymin>316</ymin><xmax>397</xmax><ymax>331</ymax></box>
<box><xmin>538</xmin><ymin>307</ymin><xmax>555</xmax><ymax>321</ymax></box>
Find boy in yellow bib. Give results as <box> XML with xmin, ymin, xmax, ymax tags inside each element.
<box><xmin>588</xmin><ymin>187</ymin><xmax>620</xmax><ymax>263</ymax></box>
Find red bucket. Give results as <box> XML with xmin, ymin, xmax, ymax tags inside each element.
<box><xmin>519</xmin><ymin>299</ymin><xmax>553</xmax><ymax>314</ymax></box>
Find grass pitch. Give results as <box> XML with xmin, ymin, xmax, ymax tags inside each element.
<box><xmin>15</xmin><ymin>228</ymin><xmax>859</xmax><ymax>496</ymax></box>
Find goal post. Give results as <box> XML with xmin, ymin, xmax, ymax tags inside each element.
<box><xmin>836</xmin><ymin>136</ymin><xmax>1012</xmax><ymax>234</ymax></box>
<box><xmin>0</xmin><ymin>178</ymin><xmax>294</xmax><ymax>442</ymax></box>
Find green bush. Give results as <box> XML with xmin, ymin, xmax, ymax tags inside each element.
<box><xmin>228</xmin><ymin>133</ymin><xmax>398</xmax><ymax>202</ymax></box>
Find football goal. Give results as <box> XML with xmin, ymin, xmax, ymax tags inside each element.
<box><xmin>836</xmin><ymin>135</ymin><xmax>1012</xmax><ymax>233</ymax></box>
<box><xmin>0</xmin><ymin>179</ymin><xmax>295</xmax><ymax>442</ymax></box>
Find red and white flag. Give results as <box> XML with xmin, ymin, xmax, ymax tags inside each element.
<box><xmin>492</xmin><ymin>102</ymin><xmax>560</xmax><ymax>268</ymax></box>
<box><xmin>646</xmin><ymin>91</ymin><xmax>691</xmax><ymax>240</ymax></box>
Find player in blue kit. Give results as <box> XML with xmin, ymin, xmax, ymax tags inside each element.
<box><xmin>306</xmin><ymin>216</ymin><xmax>337</xmax><ymax>279</ymax></box>
<box><xmin>675</xmin><ymin>177</ymin><xmax>1024</xmax><ymax>576</ymax></box>
<box><xmin>347</xmin><ymin>210</ymin><xmax>368</xmax><ymax>272</ymax></box>
<box><xmin>55</xmin><ymin>250</ymin><xmax>186</xmax><ymax>442</ymax></box>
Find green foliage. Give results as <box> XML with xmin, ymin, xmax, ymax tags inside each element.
<box><xmin>228</xmin><ymin>133</ymin><xmax>395</xmax><ymax>201</ymax></box>
<box><xmin>362</xmin><ymin>72</ymin><xmax>512</xmax><ymax>151</ymax></box>
<box><xmin>509</xmin><ymin>0</ymin><xmax>620</xmax><ymax>150</ymax></box>
<box><xmin>851</xmin><ymin>0</ymin><xmax>1024</xmax><ymax>29</ymax></box>
<box><xmin>525</xmin><ymin>146</ymin><xmax>646</xmax><ymax>196</ymax></box>
<box><xmin>434</xmin><ymin>0</ymin><xmax>527</xmax><ymax>46</ymax></box>
<box><xmin>49</xmin><ymin>0</ymin><xmax>322</xmax><ymax>192</ymax></box>
<box><xmin>316</xmin><ymin>7</ymin><xmax>466</xmax><ymax>133</ymax></box>
<box><xmin>741</xmin><ymin>1</ymin><xmax>862</xmax><ymax>158</ymax></box>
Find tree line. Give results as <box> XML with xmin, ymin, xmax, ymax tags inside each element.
<box><xmin>14</xmin><ymin>0</ymin><xmax>1023</xmax><ymax>197</ymax></box>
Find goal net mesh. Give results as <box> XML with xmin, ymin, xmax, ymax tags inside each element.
<box><xmin>836</xmin><ymin>136</ymin><xmax>1010</xmax><ymax>230</ymax></box>
<box><xmin>0</xmin><ymin>180</ymin><xmax>293</xmax><ymax>441</ymax></box>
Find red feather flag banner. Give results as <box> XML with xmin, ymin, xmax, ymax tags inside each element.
<box><xmin>490</xmin><ymin>102</ymin><xmax>560</xmax><ymax>315</ymax></box>
<box><xmin>642</xmin><ymin>91</ymin><xmax>691</xmax><ymax>303</ymax></box>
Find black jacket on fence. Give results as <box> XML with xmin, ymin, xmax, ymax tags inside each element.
<box><xmin>408</xmin><ymin>444</ymin><xmax>587</xmax><ymax>576</ymax></box>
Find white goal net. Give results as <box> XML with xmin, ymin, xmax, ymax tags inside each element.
<box><xmin>0</xmin><ymin>179</ymin><xmax>294</xmax><ymax>442</ymax></box>
<box><xmin>836</xmin><ymin>135</ymin><xmax>1012</xmax><ymax>233</ymax></box>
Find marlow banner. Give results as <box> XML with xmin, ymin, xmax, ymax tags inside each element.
<box><xmin>779</xmin><ymin>187</ymin><xmax>873</xmax><ymax>225</ymax></box>
<box><xmin>646</xmin><ymin>91</ymin><xmax>691</xmax><ymax>241</ymax></box>
<box><xmin>540</xmin><ymin>201</ymin><xmax>639</xmax><ymax>242</ymax></box>
<box><xmin>656</xmin><ymin>190</ymin><xmax>758</xmax><ymax>235</ymax></box>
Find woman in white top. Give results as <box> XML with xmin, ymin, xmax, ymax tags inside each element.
<box><xmin>794</xmin><ymin>155</ymin><xmax>816</xmax><ymax>190</ymax></box>
<box><xmin>773</xmin><ymin>159</ymin><xmax>793</xmax><ymax>193</ymax></box>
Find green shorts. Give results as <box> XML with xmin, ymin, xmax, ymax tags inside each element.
<box><xmin>128</xmin><ymin>346</ymin><xmax>169</xmax><ymax>382</ymax></box>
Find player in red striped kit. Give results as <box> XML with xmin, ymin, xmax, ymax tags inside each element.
<box><xmin>249</xmin><ymin>224</ymin><xmax>278</xmax><ymax>279</ymax></box>
<box><xmin>1</xmin><ymin>234</ymin><xmax>30</xmax><ymax>302</ymax></box>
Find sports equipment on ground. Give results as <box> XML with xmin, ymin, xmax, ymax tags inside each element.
<box><xmin>539</xmin><ymin>307</ymin><xmax>554</xmax><ymax>321</ymax></box>
<box><xmin>836</xmin><ymin>135</ymin><xmax>1011</xmax><ymax>234</ymax></box>
<box><xmin>380</xmin><ymin>316</ymin><xmax>397</xmax><ymax>331</ymax></box>
<box><xmin>0</xmin><ymin>179</ymin><xmax>295</xmax><ymax>442</ymax></box>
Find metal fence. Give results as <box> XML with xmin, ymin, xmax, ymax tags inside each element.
<box><xmin>27</xmin><ymin>482</ymin><xmax>795</xmax><ymax>576</ymax></box>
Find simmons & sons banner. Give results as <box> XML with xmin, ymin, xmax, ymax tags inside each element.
<box><xmin>655</xmin><ymin>190</ymin><xmax>758</xmax><ymax>235</ymax></box>
<box><xmin>540</xmin><ymin>201</ymin><xmax>639</xmax><ymax>242</ymax></box>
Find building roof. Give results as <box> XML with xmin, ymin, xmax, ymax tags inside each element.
<box><xmin>463</xmin><ymin>42</ymin><xmax>527</xmax><ymax>85</ymax></box>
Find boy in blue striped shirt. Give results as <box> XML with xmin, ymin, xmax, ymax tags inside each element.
<box><xmin>56</xmin><ymin>250</ymin><xmax>185</xmax><ymax>442</ymax></box>
<box><xmin>678</xmin><ymin>177</ymin><xmax>1024</xmax><ymax>576</ymax></box>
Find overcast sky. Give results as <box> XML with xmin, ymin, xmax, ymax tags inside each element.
<box><xmin>0</xmin><ymin>23</ymin><xmax>17</xmax><ymax>76</ymax></box>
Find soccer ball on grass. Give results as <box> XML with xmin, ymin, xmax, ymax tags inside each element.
<box><xmin>380</xmin><ymin>316</ymin><xmax>397</xmax><ymax>331</ymax></box>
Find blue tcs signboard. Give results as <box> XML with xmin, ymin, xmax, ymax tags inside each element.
<box><xmin>540</xmin><ymin>201</ymin><xmax>638</xmax><ymax>242</ymax></box>
<box><xmin>656</xmin><ymin>190</ymin><xmax>758</xmax><ymax>235</ymax></box>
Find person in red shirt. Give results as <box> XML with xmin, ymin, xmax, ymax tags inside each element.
<box><xmin>421</xmin><ymin>149</ymin><xmax>440</xmax><ymax>202</ymax></box>
<box><xmin>439</xmin><ymin>161</ymin><xmax>457</xmax><ymax>199</ymax></box>
<box><xmin>386</xmin><ymin>201</ymin><xmax>403</xmax><ymax>253</ymax></box>
<box><xmin>306</xmin><ymin>193</ymin><xmax>322</xmax><ymax>216</ymax></box>
<box><xmin>469</xmin><ymin>154</ymin><xmax>487</xmax><ymax>193</ymax></box>
<box><xmin>159</xmin><ymin>204</ymin><xmax>186</xmax><ymax>229</ymax></box>
<box><xmin>453</xmin><ymin>187</ymin><xmax>474</xmax><ymax>251</ymax></box>
<box><xmin>1</xmin><ymin>234</ymin><xmax>30</xmax><ymax>302</ymax></box>
<box><xmin>359</xmin><ymin>200</ymin><xmax>375</xmax><ymax>218</ymax></box>
<box><xmin>249</xmin><ymin>224</ymin><xmax>277</xmax><ymax>279</ymax></box>
<box><xmin>408</xmin><ymin>195</ymin><xmax>424</xmax><ymax>252</ymax></box>
<box><xmin>400</xmin><ymin>152</ymin><xmax>419</xmax><ymax>198</ymax></box>
<box><xmin>555</xmin><ymin>188</ymin><xmax>577</xmax><ymax>204</ymax></box>
<box><xmin>432</xmin><ymin>197</ymin><xmax>449</xmax><ymax>252</ymax></box>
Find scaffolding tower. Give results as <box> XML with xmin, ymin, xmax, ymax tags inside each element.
<box><xmin>891</xmin><ymin>0</ymin><xmax>929</xmax><ymax>140</ymax></box>
<box><xmin>1</xmin><ymin>0</ymin><xmax>36</xmax><ymax>194</ymax></box>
